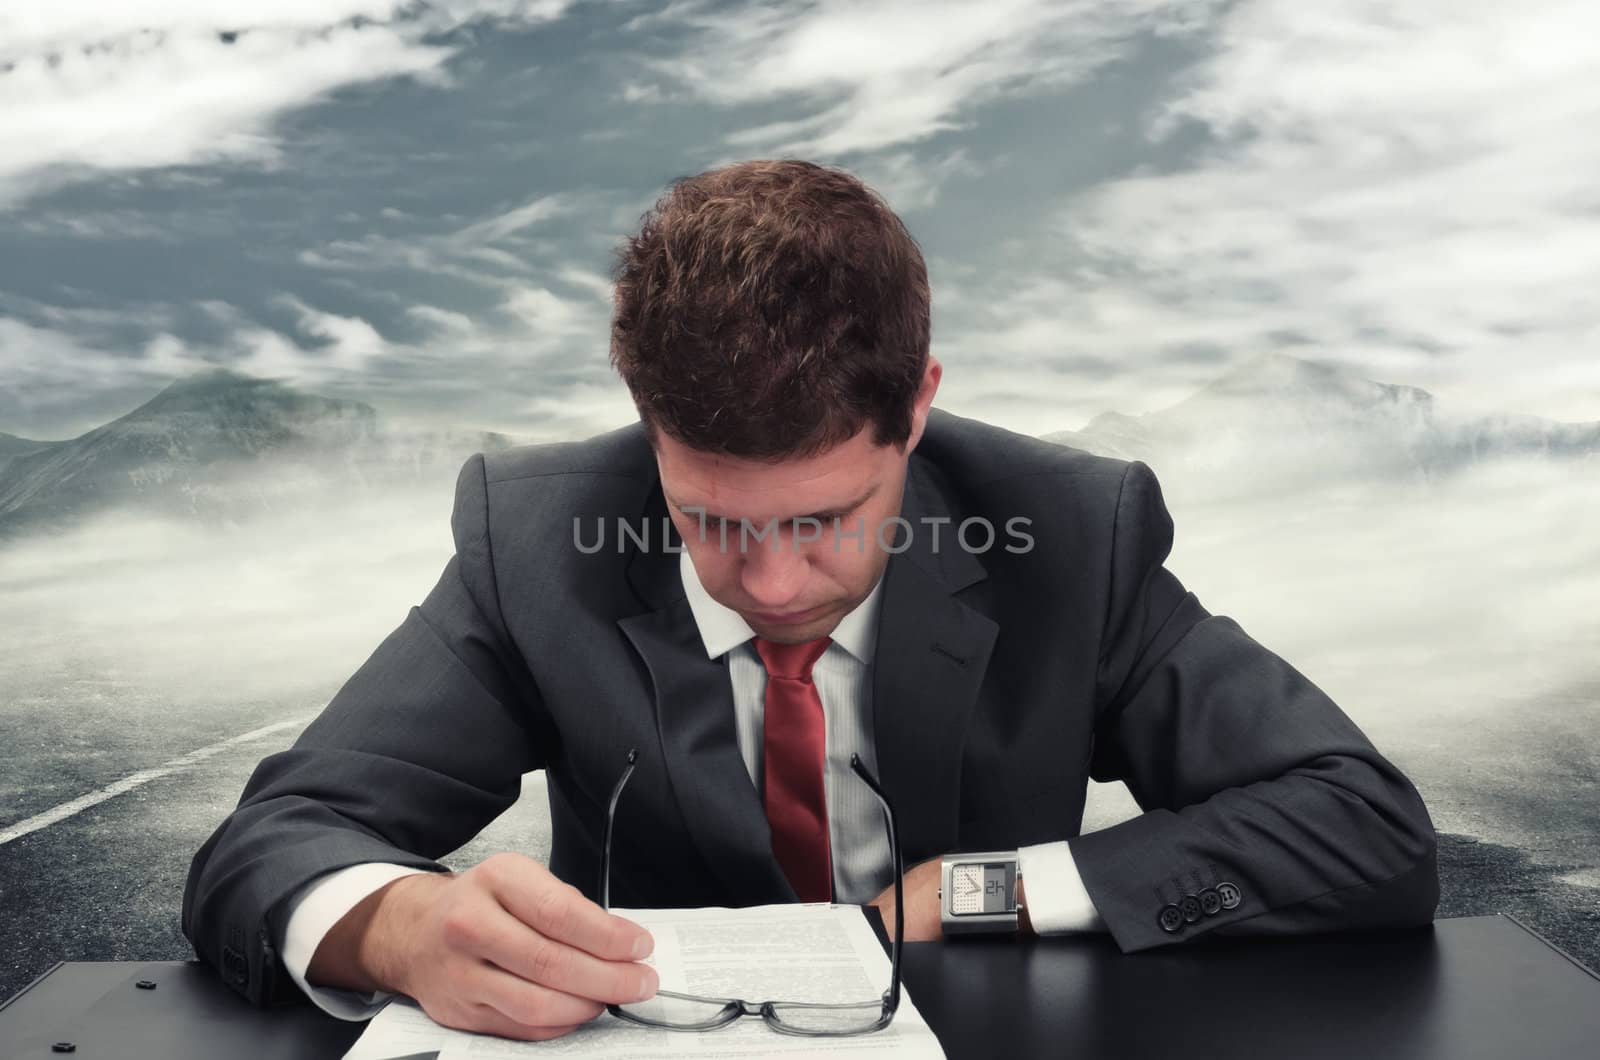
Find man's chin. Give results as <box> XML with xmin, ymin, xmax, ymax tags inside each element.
<box><xmin>748</xmin><ymin>606</ymin><xmax>837</xmax><ymax>641</ymax></box>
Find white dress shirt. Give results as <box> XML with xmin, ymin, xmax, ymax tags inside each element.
<box><xmin>280</xmin><ymin>551</ymin><xmax>1105</xmax><ymax>1018</ymax></box>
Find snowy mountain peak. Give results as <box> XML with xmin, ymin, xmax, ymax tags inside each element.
<box><xmin>1042</xmin><ymin>352</ymin><xmax>1597</xmax><ymax>496</ymax></box>
<box><xmin>104</xmin><ymin>367</ymin><xmax>377</xmax><ymax>438</ymax></box>
<box><xmin>1177</xmin><ymin>352</ymin><xmax>1435</xmax><ymax>419</ymax></box>
<box><xmin>0</xmin><ymin>369</ymin><xmax>500</xmax><ymax>539</ymax></box>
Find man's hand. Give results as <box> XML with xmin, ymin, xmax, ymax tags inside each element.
<box><xmin>868</xmin><ymin>856</ymin><xmax>944</xmax><ymax>942</ymax></box>
<box><xmin>308</xmin><ymin>853</ymin><xmax>657</xmax><ymax>1041</ymax></box>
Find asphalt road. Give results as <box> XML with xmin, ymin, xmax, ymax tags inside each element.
<box><xmin>0</xmin><ymin>711</ymin><xmax>555</xmax><ymax>1006</ymax></box>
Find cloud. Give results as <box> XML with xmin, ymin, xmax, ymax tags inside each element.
<box><xmin>631</xmin><ymin>0</ymin><xmax>1220</xmax><ymax>157</ymax></box>
<box><xmin>0</xmin><ymin>315</ymin><xmax>217</xmax><ymax>437</ymax></box>
<box><xmin>2</xmin><ymin>262</ymin><xmax>620</xmax><ymax>439</ymax></box>
<box><xmin>276</xmin><ymin>296</ymin><xmax>390</xmax><ymax>372</ymax></box>
<box><xmin>452</xmin><ymin>194</ymin><xmax>579</xmax><ymax>246</ymax></box>
<box><xmin>0</xmin><ymin>1</ymin><xmax>576</xmax><ymax>207</ymax></box>
<box><xmin>930</xmin><ymin>272</ymin><xmax>1264</xmax><ymax>436</ymax></box>
<box><xmin>519</xmin><ymin>379</ymin><xmax>641</xmax><ymax>439</ymax></box>
<box><xmin>406</xmin><ymin>304</ymin><xmax>477</xmax><ymax>335</ymax></box>
<box><xmin>1</xmin><ymin>159</ymin><xmax>638</xmax><ymax>438</ymax></box>
<box><xmin>554</xmin><ymin>264</ymin><xmax>618</xmax><ymax>300</ymax></box>
<box><xmin>8</xmin><ymin>208</ymin><xmax>176</xmax><ymax>241</ymax></box>
<box><xmin>937</xmin><ymin>0</ymin><xmax>1600</xmax><ymax>428</ymax></box>
<box><xmin>847</xmin><ymin>147</ymin><xmax>984</xmax><ymax>212</ymax></box>
<box><xmin>297</xmin><ymin>192</ymin><xmax>588</xmax><ymax>286</ymax></box>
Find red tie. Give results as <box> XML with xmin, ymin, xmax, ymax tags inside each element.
<box><xmin>753</xmin><ymin>635</ymin><xmax>833</xmax><ymax>903</ymax></box>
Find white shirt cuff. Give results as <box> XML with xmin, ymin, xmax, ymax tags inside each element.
<box><xmin>1016</xmin><ymin>840</ymin><xmax>1107</xmax><ymax>934</ymax></box>
<box><xmin>279</xmin><ymin>862</ymin><xmax>431</xmax><ymax>1021</ymax></box>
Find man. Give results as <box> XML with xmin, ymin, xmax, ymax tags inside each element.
<box><xmin>182</xmin><ymin>159</ymin><xmax>1439</xmax><ymax>1041</ymax></box>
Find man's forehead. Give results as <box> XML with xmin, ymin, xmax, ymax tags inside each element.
<box><xmin>656</xmin><ymin>439</ymin><xmax>890</xmax><ymax>521</ymax></box>
<box><xmin>661</xmin><ymin>471</ymin><xmax>881</xmax><ymax>523</ymax></box>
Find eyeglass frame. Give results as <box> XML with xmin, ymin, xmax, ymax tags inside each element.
<box><xmin>597</xmin><ymin>747</ymin><xmax>905</xmax><ymax>1037</ymax></box>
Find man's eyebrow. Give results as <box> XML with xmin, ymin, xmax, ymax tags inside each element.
<box><xmin>669</xmin><ymin>483</ymin><xmax>879</xmax><ymax>524</ymax></box>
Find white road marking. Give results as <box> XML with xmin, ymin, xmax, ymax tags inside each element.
<box><xmin>0</xmin><ymin>716</ymin><xmax>314</xmax><ymax>846</ymax></box>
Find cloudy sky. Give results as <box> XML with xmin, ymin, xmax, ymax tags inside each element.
<box><xmin>3</xmin><ymin>0</ymin><xmax>1598</xmax><ymax>442</ymax></box>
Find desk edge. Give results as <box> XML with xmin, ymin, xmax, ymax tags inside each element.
<box><xmin>1501</xmin><ymin>912</ymin><xmax>1600</xmax><ymax>983</ymax></box>
<box><xmin>0</xmin><ymin>961</ymin><xmax>64</xmax><ymax>1013</ymax></box>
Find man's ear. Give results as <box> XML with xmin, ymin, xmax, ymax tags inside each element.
<box><xmin>904</xmin><ymin>355</ymin><xmax>943</xmax><ymax>452</ymax></box>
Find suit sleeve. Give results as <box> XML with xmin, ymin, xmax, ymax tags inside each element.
<box><xmin>181</xmin><ymin>452</ymin><xmax>549</xmax><ymax>1007</ymax></box>
<box><xmin>1065</xmin><ymin>460</ymin><xmax>1439</xmax><ymax>953</ymax></box>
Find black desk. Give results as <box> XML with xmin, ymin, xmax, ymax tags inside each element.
<box><xmin>3</xmin><ymin>915</ymin><xmax>1597</xmax><ymax>1059</ymax></box>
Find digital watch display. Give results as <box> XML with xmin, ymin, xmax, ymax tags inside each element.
<box><xmin>938</xmin><ymin>851</ymin><xmax>1021</xmax><ymax>935</ymax></box>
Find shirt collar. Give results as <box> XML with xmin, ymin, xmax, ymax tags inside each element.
<box><xmin>679</xmin><ymin>547</ymin><xmax>882</xmax><ymax>664</ymax></box>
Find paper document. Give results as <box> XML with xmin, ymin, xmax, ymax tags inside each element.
<box><xmin>341</xmin><ymin>903</ymin><xmax>944</xmax><ymax>1059</ymax></box>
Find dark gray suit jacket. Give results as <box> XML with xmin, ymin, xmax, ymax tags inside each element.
<box><xmin>182</xmin><ymin>406</ymin><xmax>1439</xmax><ymax>1007</ymax></box>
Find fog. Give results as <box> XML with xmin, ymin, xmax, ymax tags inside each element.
<box><xmin>0</xmin><ymin>474</ymin><xmax>462</xmax><ymax>745</ymax></box>
<box><xmin>1083</xmin><ymin>454</ymin><xmax>1600</xmax><ymax>861</ymax></box>
<box><xmin>1</xmin><ymin>447</ymin><xmax>1596</xmax><ymax>866</ymax></box>
<box><xmin>1160</xmin><ymin>456</ymin><xmax>1600</xmax><ymax>728</ymax></box>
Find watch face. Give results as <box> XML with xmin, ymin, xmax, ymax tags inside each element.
<box><xmin>949</xmin><ymin>861</ymin><xmax>1016</xmax><ymax>916</ymax></box>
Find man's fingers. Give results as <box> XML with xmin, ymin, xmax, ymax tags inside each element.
<box><xmin>474</xmin><ymin>962</ymin><xmax>607</xmax><ymax>1031</ymax></box>
<box><xmin>477</xmin><ymin>903</ymin><xmax>659</xmax><ymax>1005</ymax></box>
<box><xmin>490</xmin><ymin>865</ymin><xmax>653</xmax><ymax>962</ymax></box>
<box><xmin>465</xmin><ymin>1003</ymin><xmax>585</xmax><ymax>1043</ymax></box>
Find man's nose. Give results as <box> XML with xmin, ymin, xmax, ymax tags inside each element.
<box><xmin>739</xmin><ymin>531</ymin><xmax>811</xmax><ymax>606</ymax></box>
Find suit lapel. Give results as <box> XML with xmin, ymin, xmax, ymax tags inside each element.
<box><xmin>615</xmin><ymin>445</ymin><xmax>999</xmax><ymax>898</ymax></box>
<box><xmin>870</xmin><ymin>455</ymin><xmax>999</xmax><ymax>862</ymax></box>
<box><xmin>617</xmin><ymin>478</ymin><xmax>796</xmax><ymax>904</ymax></box>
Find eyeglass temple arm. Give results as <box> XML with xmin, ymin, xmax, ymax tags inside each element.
<box><xmin>600</xmin><ymin>748</ymin><xmax>639</xmax><ymax>909</ymax></box>
<box><xmin>849</xmin><ymin>753</ymin><xmax>903</xmax><ymax>1013</ymax></box>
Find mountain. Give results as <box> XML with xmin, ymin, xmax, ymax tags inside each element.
<box><xmin>0</xmin><ymin>369</ymin><xmax>514</xmax><ymax>538</ymax></box>
<box><xmin>0</xmin><ymin>432</ymin><xmax>54</xmax><ymax>476</ymax></box>
<box><xmin>0</xmin><ymin>432</ymin><xmax>52</xmax><ymax>456</ymax></box>
<box><xmin>8</xmin><ymin>356</ymin><xmax>1592</xmax><ymax>538</ymax></box>
<box><xmin>1043</xmin><ymin>353</ymin><xmax>1600</xmax><ymax>495</ymax></box>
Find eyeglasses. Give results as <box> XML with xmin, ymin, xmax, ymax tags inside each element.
<box><xmin>598</xmin><ymin>748</ymin><xmax>905</xmax><ymax>1036</ymax></box>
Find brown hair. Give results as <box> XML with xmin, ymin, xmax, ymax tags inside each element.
<box><xmin>608</xmin><ymin>159</ymin><xmax>930</xmax><ymax>460</ymax></box>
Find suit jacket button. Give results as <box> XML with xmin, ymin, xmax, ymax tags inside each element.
<box><xmin>1199</xmin><ymin>888</ymin><xmax>1223</xmax><ymax>915</ymax></box>
<box><xmin>1158</xmin><ymin>904</ymin><xmax>1185</xmax><ymax>933</ymax></box>
<box><xmin>222</xmin><ymin>946</ymin><xmax>248</xmax><ymax>986</ymax></box>
<box><xmin>1216</xmin><ymin>881</ymin><xmax>1242</xmax><ymax>909</ymax></box>
<box><xmin>1180</xmin><ymin>894</ymin><xmax>1202</xmax><ymax>923</ymax></box>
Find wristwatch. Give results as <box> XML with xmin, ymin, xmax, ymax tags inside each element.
<box><xmin>938</xmin><ymin>851</ymin><xmax>1023</xmax><ymax>935</ymax></box>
